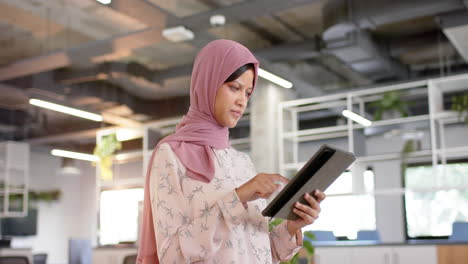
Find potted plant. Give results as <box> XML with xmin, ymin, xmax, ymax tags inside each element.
<box><xmin>370</xmin><ymin>91</ymin><xmax>410</xmax><ymax>121</ymax></box>
<box><xmin>452</xmin><ymin>93</ymin><xmax>468</xmax><ymax>126</ymax></box>
<box><xmin>93</xmin><ymin>133</ymin><xmax>122</xmax><ymax>180</ymax></box>
<box><xmin>3</xmin><ymin>189</ymin><xmax>61</xmax><ymax>211</ymax></box>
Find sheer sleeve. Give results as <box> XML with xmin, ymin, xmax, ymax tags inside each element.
<box><xmin>270</xmin><ymin>221</ymin><xmax>303</xmax><ymax>263</ymax></box>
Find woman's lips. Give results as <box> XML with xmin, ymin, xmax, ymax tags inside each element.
<box><xmin>231</xmin><ymin>110</ymin><xmax>241</xmax><ymax>118</ymax></box>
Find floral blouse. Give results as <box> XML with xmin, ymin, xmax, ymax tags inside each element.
<box><xmin>149</xmin><ymin>143</ymin><xmax>302</xmax><ymax>263</ymax></box>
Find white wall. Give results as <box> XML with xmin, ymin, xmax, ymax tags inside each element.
<box><xmin>11</xmin><ymin>151</ymin><xmax>96</xmax><ymax>264</ymax></box>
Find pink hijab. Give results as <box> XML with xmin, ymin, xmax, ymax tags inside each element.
<box><xmin>137</xmin><ymin>39</ymin><xmax>259</xmax><ymax>263</ymax></box>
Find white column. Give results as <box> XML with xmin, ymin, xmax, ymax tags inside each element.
<box><xmin>250</xmin><ymin>79</ymin><xmax>297</xmax><ymax>174</ymax></box>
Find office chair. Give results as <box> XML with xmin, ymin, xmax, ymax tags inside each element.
<box><xmin>449</xmin><ymin>222</ymin><xmax>468</xmax><ymax>242</ymax></box>
<box><xmin>0</xmin><ymin>256</ymin><xmax>29</xmax><ymax>264</ymax></box>
<box><xmin>357</xmin><ymin>230</ymin><xmax>381</xmax><ymax>242</ymax></box>
<box><xmin>122</xmin><ymin>254</ymin><xmax>137</xmax><ymax>264</ymax></box>
<box><xmin>32</xmin><ymin>254</ymin><xmax>47</xmax><ymax>264</ymax></box>
<box><xmin>68</xmin><ymin>239</ymin><xmax>92</xmax><ymax>264</ymax></box>
<box><xmin>304</xmin><ymin>230</ymin><xmax>337</xmax><ymax>242</ymax></box>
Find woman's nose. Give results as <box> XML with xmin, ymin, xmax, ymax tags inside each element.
<box><xmin>236</xmin><ymin>93</ymin><xmax>247</xmax><ymax>107</ymax></box>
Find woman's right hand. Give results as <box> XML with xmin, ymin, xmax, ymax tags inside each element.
<box><xmin>235</xmin><ymin>173</ymin><xmax>289</xmax><ymax>203</ymax></box>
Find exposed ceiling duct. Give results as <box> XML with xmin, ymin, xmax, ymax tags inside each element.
<box><xmin>53</xmin><ymin>40</ymin><xmax>324</xmax><ymax>100</ymax></box>
<box><xmin>437</xmin><ymin>10</ymin><xmax>468</xmax><ymax>63</ymax></box>
<box><xmin>5</xmin><ymin>72</ymin><xmax>191</xmax><ymax>124</ymax></box>
<box><xmin>0</xmin><ymin>0</ymin><xmax>319</xmax><ymax>82</ymax></box>
<box><xmin>321</xmin><ymin>0</ymin><xmax>465</xmax><ymax>81</ymax></box>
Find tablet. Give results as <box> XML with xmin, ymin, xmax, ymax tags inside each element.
<box><xmin>262</xmin><ymin>144</ymin><xmax>356</xmax><ymax>220</ymax></box>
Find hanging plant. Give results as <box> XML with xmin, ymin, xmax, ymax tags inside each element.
<box><xmin>4</xmin><ymin>190</ymin><xmax>61</xmax><ymax>211</ymax></box>
<box><xmin>269</xmin><ymin>218</ymin><xmax>316</xmax><ymax>264</ymax></box>
<box><xmin>8</xmin><ymin>190</ymin><xmax>61</xmax><ymax>203</ymax></box>
<box><xmin>452</xmin><ymin>93</ymin><xmax>468</xmax><ymax>126</ymax></box>
<box><xmin>93</xmin><ymin>133</ymin><xmax>121</xmax><ymax>181</ymax></box>
<box><xmin>370</xmin><ymin>91</ymin><xmax>410</xmax><ymax>121</ymax></box>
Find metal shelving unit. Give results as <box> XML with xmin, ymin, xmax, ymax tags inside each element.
<box><xmin>0</xmin><ymin>141</ymin><xmax>29</xmax><ymax>217</ymax></box>
<box><xmin>278</xmin><ymin>73</ymin><xmax>468</xmax><ymax>195</ymax></box>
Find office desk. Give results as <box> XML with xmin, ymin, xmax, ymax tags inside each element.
<box><xmin>0</xmin><ymin>248</ymin><xmax>33</xmax><ymax>264</ymax></box>
<box><xmin>92</xmin><ymin>246</ymin><xmax>137</xmax><ymax>264</ymax></box>
<box><xmin>308</xmin><ymin>242</ymin><xmax>468</xmax><ymax>264</ymax></box>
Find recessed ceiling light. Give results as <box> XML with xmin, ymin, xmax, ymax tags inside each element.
<box><xmin>162</xmin><ymin>26</ymin><xmax>194</xmax><ymax>42</ymax></box>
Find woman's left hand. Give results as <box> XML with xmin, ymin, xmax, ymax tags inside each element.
<box><xmin>286</xmin><ymin>190</ymin><xmax>326</xmax><ymax>236</ymax></box>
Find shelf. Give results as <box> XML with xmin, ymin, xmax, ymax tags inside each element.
<box><xmin>0</xmin><ymin>211</ymin><xmax>28</xmax><ymax>218</ymax></box>
<box><xmin>298</xmin><ymin>131</ymin><xmax>348</xmax><ymax>142</ymax></box>
<box><xmin>326</xmin><ymin>185</ymin><xmax>468</xmax><ymax>197</ymax></box>
<box><xmin>435</xmin><ymin>146</ymin><xmax>468</xmax><ymax>158</ymax></box>
<box><xmin>434</xmin><ymin>111</ymin><xmax>466</xmax><ymax>125</ymax></box>
<box><xmin>283</xmin><ymin>146</ymin><xmax>468</xmax><ymax>170</ymax></box>
<box><xmin>283</xmin><ymin>125</ymin><xmax>347</xmax><ymax>139</ymax></box>
<box><xmin>430</xmin><ymin>73</ymin><xmax>468</xmax><ymax>92</ymax></box>
<box><xmin>356</xmin><ymin>146</ymin><xmax>468</xmax><ymax>163</ymax></box>
<box><xmin>0</xmin><ymin>188</ymin><xmax>26</xmax><ymax>194</ymax></box>
<box><xmin>0</xmin><ymin>190</ymin><xmax>26</xmax><ymax>195</ymax></box>
<box><xmin>283</xmin><ymin>115</ymin><xmax>430</xmax><ymax>140</ymax></box>
<box><xmin>356</xmin><ymin>149</ymin><xmax>432</xmax><ymax>163</ymax></box>
<box><xmin>292</xmin><ymin>100</ymin><xmax>348</xmax><ymax>113</ymax></box>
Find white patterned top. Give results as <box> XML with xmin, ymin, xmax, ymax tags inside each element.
<box><xmin>149</xmin><ymin>143</ymin><xmax>301</xmax><ymax>263</ymax></box>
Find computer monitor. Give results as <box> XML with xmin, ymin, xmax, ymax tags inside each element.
<box><xmin>1</xmin><ymin>208</ymin><xmax>38</xmax><ymax>236</ymax></box>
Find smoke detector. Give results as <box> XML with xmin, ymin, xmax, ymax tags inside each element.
<box><xmin>162</xmin><ymin>26</ymin><xmax>194</xmax><ymax>42</ymax></box>
<box><xmin>210</xmin><ymin>15</ymin><xmax>226</xmax><ymax>27</ymax></box>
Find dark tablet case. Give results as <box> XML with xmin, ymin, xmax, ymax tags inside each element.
<box><xmin>262</xmin><ymin>144</ymin><xmax>356</xmax><ymax>220</ymax></box>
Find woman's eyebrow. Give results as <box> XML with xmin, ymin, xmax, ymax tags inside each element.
<box><xmin>233</xmin><ymin>80</ymin><xmax>253</xmax><ymax>90</ymax></box>
<box><xmin>233</xmin><ymin>80</ymin><xmax>244</xmax><ymax>86</ymax></box>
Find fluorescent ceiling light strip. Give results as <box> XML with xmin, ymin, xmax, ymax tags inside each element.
<box><xmin>258</xmin><ymin>68</ymin><xmax>293</xmax><ymax>88</ymax></box>
<box><xmin>342</xmin><ymin>110</ymin><xmax>372</xmax><ymax>127</ymax></box>
<box><xmin>116</xmin><ymin>128</ymin><xmax>143</xmax><ymax>142</ymax></box>
<box><xmin>96</xmin><ymin>0</ymin><xmax>111</xmax><ymax>4</ymax></box>
<box><xmin>29</xmin><ymin>99</ymin><xmax>103</xmax><ymax>122</ymax></box>
<box><xmin>51</xmin><ymin>149</ymin><xmax>99</xmax><ymax>162</ymax></box>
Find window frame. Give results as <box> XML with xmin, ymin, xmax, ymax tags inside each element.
<box><xmin>403</xmin><ymin>158</ymin><xmax>468</xmax><ymax>240</ymax></box>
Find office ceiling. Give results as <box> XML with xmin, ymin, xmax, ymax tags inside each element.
<box><xmin>0</xmin><ymin>0</ymin><xmax>468</xmax><ymax>152</ymax></box>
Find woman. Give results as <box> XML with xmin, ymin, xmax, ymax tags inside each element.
<box><xmin>137</xmin><ymin>39</ymin><xmax>325</xmax><ymax>263</ymax></box>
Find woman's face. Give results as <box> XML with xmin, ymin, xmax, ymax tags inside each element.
<box><xmin>214</xmin><ymin>69</ymin><xmax>254</xmax><ymax>128</ymax></box>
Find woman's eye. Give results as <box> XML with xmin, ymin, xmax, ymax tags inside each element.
<box><xmin>246</xmin><ymin>92</ymin><xmax>252</xmax><ymax>97</ymax></box>
<box><xmin>230</xmin><ymin>86</ymin><xmax>240</xmax><ymax>91</ymax></box>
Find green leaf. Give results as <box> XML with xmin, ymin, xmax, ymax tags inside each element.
<box><xmin>304</xmin><ymin>231</ymin><xmax>316</xmax><ymax>240</ymax></box>
<box><xmin>452</xmin><ymin>93</ymin><xmax>468</xmax><ymax>128</ymax></box>
<box><xmin>303</xmin><ymin>240</ymin><xmax>314</xmax><ymax>254</ymax></box>
<box><xmin>268</xmin><ymin>218</ymin><xmax>283</xmax><ymax>231</ymax></box>
<box><xmin>372</xmin><ymin>91</ymin><xmax>410</xmax><ymax>120</ymax></box>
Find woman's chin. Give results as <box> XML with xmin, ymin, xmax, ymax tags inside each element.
<box><xmin>227</xmin><ymin>119</ymin><xmax>239</xmax><ymax>128</ymax></box>
<box><xmin>227</xmin><ymin>122</ymin><xmax>237</xmax><ymax>128</ymax></box>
